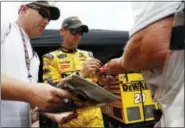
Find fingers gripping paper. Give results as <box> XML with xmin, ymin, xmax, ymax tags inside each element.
<box><xmin>57</xmin><ymin>74</ymin><xmax>120</xmax><ymax>111</ymax></box>
<box><xmin>34</xmin><ymin>74</ymin><xmax>120</xmax><ymax>113</ymax></box>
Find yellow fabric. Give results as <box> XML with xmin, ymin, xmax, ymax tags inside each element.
<box><xmin>42</xmin><ymin>49</ymin><xmax>104</xmax><ymax>127</ymax></box>
<box><xmin>59</xmin><ymin>107</ymin><xmax>103</xmax><ymax>128</ymax></box>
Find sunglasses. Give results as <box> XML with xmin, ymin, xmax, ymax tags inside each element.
<box><xmin>65</xmin><ymin>27</ymin><xmax>84</xmax><ymax>36</ymax></box>
<box><xmin>26</xmin><ymin>4</ymin><xmax>51</xmax><ymax>20</ymax></box>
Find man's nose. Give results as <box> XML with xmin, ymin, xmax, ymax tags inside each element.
<box><xmin>74</xmin><ymin>34</ymin><xmax>81</xmax><ymax>38</ymax></box>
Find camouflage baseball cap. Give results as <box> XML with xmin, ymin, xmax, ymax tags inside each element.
<box><xmin>62</xmin><ymin>16</ymin><xmax>88</xmax><ymax>33</ymax></box>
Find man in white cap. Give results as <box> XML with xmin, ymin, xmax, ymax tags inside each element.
<box><xmin>1</xmin><ymin>1</ymin><xmax>77</xmax><ymax>127</ymax></box>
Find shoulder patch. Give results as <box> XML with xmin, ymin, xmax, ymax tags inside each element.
<box><xmin>43</xmin><ymin>53</ymin><xmax>54</xmax><ymax>60</ymax></box>
<box><xmin>88</xmin><ymin>51</ymin><xmax>94</xmax><ymax>57</ymax></box>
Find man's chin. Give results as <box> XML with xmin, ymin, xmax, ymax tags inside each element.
<box><xmin>32</xmin><ymin>32</ymin><xmax>42</xmax><ymax>38</ymax></box>
<box><xmin>72</xmin><ymin>42</ymin><xmax>80</xmax><ymax>47</ymax></box>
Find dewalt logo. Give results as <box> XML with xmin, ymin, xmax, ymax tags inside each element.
<box><xmin>120</xmin><ymin>81</ymin><xmax>148</xmax><ymax>91</ymax></box>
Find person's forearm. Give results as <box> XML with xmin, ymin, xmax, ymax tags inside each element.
<box><xmin>120</xmin><ymin>38</ymin><xmax>169</xmax><ymax>71</ymax></box>
<box><xmin>121</xmin><ymin>16</ymin><xmax>173</xmax><ymax>71</ymax></box>
<box><xmin>1</xmin><ymin>73</ymin><xmax>33</xmax><ymax>102</ymax></box>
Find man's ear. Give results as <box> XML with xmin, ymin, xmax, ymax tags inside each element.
<box><xmin>60</xmin><ymin>28</ymin><xmax>65</xmax><ymax>36</ymax></box>
<box><xmin>18</xmin><ymin>5</ymin><xmax>27</xmax><ymax>14</ymax></box>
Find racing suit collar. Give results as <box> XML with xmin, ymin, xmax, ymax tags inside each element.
<box><xmin>60</xmin><ymin>46</ymin><xmax>77</xmax><ymax>53</ymax></box>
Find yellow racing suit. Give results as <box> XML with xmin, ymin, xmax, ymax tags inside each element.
<box><xmin>42</xmin><ymin>47</ymin><xmax>104</xmax><ymax>127</ymax></box>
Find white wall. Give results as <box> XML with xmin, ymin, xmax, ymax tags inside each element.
<box><xmin>1</xmin><ymin>2</ymin><xmax>134</xmax><ymax>31</ymax></box>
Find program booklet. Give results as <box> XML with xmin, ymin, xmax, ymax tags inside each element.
<box><xmin>36</xmin><ymin>74</ymin><xmax>120</xmax><ymax>113</ymax></box>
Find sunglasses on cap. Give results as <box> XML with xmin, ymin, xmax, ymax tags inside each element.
<box><xmin>26</xmin><ymin>4</ymin><xmax>51</xmax><ymax>21</ymax></box>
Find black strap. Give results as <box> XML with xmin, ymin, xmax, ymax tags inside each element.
<box><xmin>170</xmin><ymin>1</ymin><xmax>185</xmax><ymax>50</ymax></box>
<box><xmin>19</xmin><ymin>28</ymin><xmax>32</xmax><ymax>79</ymax></box>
